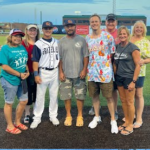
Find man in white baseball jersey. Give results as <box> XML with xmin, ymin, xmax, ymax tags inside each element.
<box><xmin>59</xmin><ymin>19</ymin><xmax>89</xmax><ymax>127</ymax></box>
<box><xmin>30</xmin><ymin>21</ymin><xmax>59</xmax><ymax>129</ymax></box>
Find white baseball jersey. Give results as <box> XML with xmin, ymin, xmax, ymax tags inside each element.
<box><xmin>32</xmin><ymin>37</ymin><xmax>59</xmax><ymax>69</ymax></box>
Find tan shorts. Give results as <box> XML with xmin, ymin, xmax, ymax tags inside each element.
<box><xmin>59</xmin><ymin>77</ymin><xmax>87</xmax><ymax>100</ymax></box>
<box><xmin>88</xmin><ymin>79</ymin><xmax>113</xmax><ymax>99</ymax></box>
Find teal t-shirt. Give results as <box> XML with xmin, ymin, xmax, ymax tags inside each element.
<box><xmin>0</xmin><ymin>44</ymin><xmax>28</xmax><ymax>85</ymax></box>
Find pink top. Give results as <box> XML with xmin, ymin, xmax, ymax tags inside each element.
<box><xmin>102</xmin><ymin>28</ymin><xmax>120</xmax><ymax>45</ymax></box>
<box><xmin>22</xmin><ymin>40</ymin><xmax>34</xmax><ymax>72</ymax></box>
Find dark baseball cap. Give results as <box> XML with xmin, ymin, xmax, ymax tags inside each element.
<box><xmin>64</xmin><ymin>19</ymin><xmax>76</xmax><ymax>26</ymax></box>
<box><xmin>106</xmin><ymin>14</ymin><xmax>117</xmax><ymax>21</ymax></box>
<box><xmin>9</xmin><ymin>28</ymin><xmax>25</xmax><ymax>37</ymax></box>
<box><xmin>42</xmin><ymin>21</ymin><xmax>53</xmax><ymax>28</ymax></box>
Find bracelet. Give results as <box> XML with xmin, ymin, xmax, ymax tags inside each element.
<box><xmin>34</xmin><ymin>71</ymin><xmax>39</xmax><ymax>77</ymax></box>
<box><xmin>132</xmin><ymin>80</ymin><xmax>136</xmax><ymax>83</ymax></box>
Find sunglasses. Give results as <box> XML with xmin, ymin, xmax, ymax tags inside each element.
<box><xmin>43</xmin><ymin>27</ymin><xmax>53</xmax><ymax>30</ymax></box>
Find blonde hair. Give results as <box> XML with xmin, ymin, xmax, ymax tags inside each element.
<box><xmin>131</xmin><ymin>20</ymin><xmax>147</xmax><ymax>37</ymax></box>
<box><xmin>7</xmin><ymin>35</ymin><xmax>22</xmax><ymax>47</ymax></box>
<box><xmin>23</xmin><ymin>25</ymin><xmax>40</xmax><ymax>47</ymax></box>
<box><xmin>117</xmin><ymin>26</ymin><xmax>130</xmax><ymax>41</ymax></box>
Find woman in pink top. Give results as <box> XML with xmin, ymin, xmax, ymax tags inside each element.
<box><xmin>22</xmin><ymin>24</ymin><xmax>40</xmax><ymax>123</ymax></box>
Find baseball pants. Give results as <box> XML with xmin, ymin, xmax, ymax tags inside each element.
<box><xmin>33</xmin><ymin>68</ymin><xmax>59</xmax><ymax>122</ymax></box>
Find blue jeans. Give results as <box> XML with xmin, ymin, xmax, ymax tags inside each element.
<box><xmin>0</xmin><ymin>77</ymin><xmax>28</xmax><ymax>104</ymax></box>
<box><xmin>26</xmin><ymin>73</ymin><xmax>37</xmax><ymax>105</ymax></box>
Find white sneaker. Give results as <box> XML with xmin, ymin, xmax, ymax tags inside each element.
<box><xmin>111</xmin><ymin>120</ymin><xmax>118</xmax><ymax>134</ymax></box>
<box><xmin>50</xmin><ymin>118</ymin><xmax>59</xmax><ymax>126</ymax></box>
<box><xmin>30</xmin><ymin>121</ymin><xmax>41</xmax><ymax>129</ymax></box>
<box><xmin>89</xmin><ymin>107</ymin><xmax>95</xmax><ymax>115</ymax></box>
<box><xmin>88</xmin><ymin>116</ymin><xmax>102</xmax><ymax>129</ymax></box>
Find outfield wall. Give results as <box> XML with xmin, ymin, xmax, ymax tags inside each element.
<box><xmin>1</xmin><ymin>25</ymin><xmax>150</xmax><ymax>35</ymax></box>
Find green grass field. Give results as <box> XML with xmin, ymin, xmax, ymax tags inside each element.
<box><xmin>0</xmin><ymin>34</ymin><xmax>150</xmax><ymax>45</ymax></box>
<box><xmin>0</xmin><ymin>34</ymin><xmax>150</xmax><ymax>108</ymax></box>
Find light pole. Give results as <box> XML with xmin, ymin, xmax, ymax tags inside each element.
<box><xmin>113</xmin><ymin>0</ymin><xmax>116</xmax><ymax>14</ymax></box>
<box><xmin>34</xmin><ymin>8</ymin><xmax>37</xmax><ymax>24</ymax></box>
<box><xmin>74</xmin><ymin>11</ymin><xmax>81</xmax><ymax>15</ymax></box>
<box><xmin>40</xmin><ymin>11</ymin><xmax>42</xmax><ymax>25</ymax></box>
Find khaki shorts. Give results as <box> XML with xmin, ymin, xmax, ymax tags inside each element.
<box><xmin>59</xmin><ymin>77</ymin><xmax>87</xmax><ymax>100</ymax></box>
<box><xmin>88</xmin><ymin>79</ymin><xmax>113</xmax><ymax>99</ymax></box>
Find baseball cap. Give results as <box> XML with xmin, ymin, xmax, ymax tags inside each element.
<box><xmin>106</xmin><ymin>14</ymin><xmax>117</xmax><ymax>21</ymax></box>
<box><xmin>64</xmin><ymin>19</ymin><xmax>76</xmax><ymax>26</ymax></box>
<box><xmin>42</xmin><ymin>21</ymin><xmax>53</xmax><ymax>28</ymax></box>
<box><xmin>27</xmin><ymin>24</ymin><xmax>38</xmax><ymax>30</ymax></box>
<box><xmin>9</xmin><ymin>28</ymin><xmax>25</xmax><ymax>37</ymax></box>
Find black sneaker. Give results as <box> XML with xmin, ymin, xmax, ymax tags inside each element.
<box><xmin>24</xmin><ymin>115</ymin><xmax>30</xmax><ymax>124</ymax></box>
<box><xmin>115</xmin><ymin>111</ymin><xmax>119</xmax><ymax>120</ymax></box>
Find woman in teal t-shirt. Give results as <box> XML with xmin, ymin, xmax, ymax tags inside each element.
<box><xmin>0</xmin><ymin>29</ymin><xmax>29</xmax><ymax>134</ymax></box>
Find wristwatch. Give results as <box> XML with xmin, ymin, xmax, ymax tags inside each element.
<box><xmin>132</xmin><ymin>80</ymin><xmax>136</xmax><ymax>83</ymax></box>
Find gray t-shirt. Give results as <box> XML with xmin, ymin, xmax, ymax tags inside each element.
<box><xmin>114</xmin><ymin>42</ymin><xmax>140</xmax><ymax>78</ymax></box>
<box><xmin>59</xmin><ymin>35</ymin><xmax>89</xmax><ymax>78</ymax></box>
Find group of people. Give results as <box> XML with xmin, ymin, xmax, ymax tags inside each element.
<box><xmin>0</xmin><ymin>13</ymin><xmax>150</xmax><ymax>136</ymax></box>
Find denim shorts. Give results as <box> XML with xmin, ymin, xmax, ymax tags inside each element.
<box><xmin>115</xmin><ymin>75</ymin><xmax>132</xmax><ymax>89</ymax></box>
<box><xmin>113</xmin><ymin>81</ymin><xmax>118</xmax><ymax>90</ymax></box>
<box><xmin>0</xmin><ymin>77</ymin><xmax>28</xmax><ymax>104</ymax></box>
<box><xmin>136</xmin><ymin>76</ymin><xmax>145</xmax><ymax>88</ymax></box>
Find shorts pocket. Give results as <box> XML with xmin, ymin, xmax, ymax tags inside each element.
<box><xmin>1</xmin><ymin>77</ymin><xmax>12</xmax><ymax>88</ymax></box>
<box><xmin>1</xmin><ymin>77</ymin><xmax>18</xmax><ymax>103</ymax></box>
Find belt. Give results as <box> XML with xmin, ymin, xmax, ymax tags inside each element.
<box><xmin>41</xmin><ymin>67</ymin><xmax>57</xmax><ymax>71</ymax></box>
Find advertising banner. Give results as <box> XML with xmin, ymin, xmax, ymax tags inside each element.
<box><xmin>53</xmin><ymin>25</ymin><xmax>66</xmax><ymax>34</ymax></box>
<box><xmin>38</xmin><ymin>25</ymin><xmax>66</xmax><ymax>34</ymax></box>
<box><xmin>76</xmin><ymin>25</ymin><xmax>89</xmax><ymax>35</ymax></box>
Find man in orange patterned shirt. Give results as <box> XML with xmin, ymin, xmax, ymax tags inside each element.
<box><xmin>85</xmin><ymin>14</ymin><xmax>118</xmax><ymax>134</ymax></box>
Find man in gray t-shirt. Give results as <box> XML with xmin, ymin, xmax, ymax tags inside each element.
<box><xmin>58</xmin><ymin>19</ymin><xmax>89</xmax><ymax>127</ymax></box>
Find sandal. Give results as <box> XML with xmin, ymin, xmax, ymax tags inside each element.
<box><xmin>64</xmin><ymin>117</ymin><xmax>72</xmax><ymax>126</ymax></box>
<box><xmin>14</xmin><ymin>123</ymin><xmax>28</xmax><ymax>130</ymax></box>
<box><xmin>122</xmin><ymin>116</ymin><xmax>136</xmax><ymax>122</ymax></box>
<box><xmin>121</xmin><ymin>128</ymin><xmax>133</xmax><ymax>135</ymax></box>
<box><xmin>118</xmin><ymin>125</ymin><xmax>127</xmax><ymax>131</ymax></box>
<box><xmin>122</xmin><ymin>117</ymin><xmax>125</xmax><ymax>122</ymax></box>
<box><xmin>76</xmin><ymin>116</ymin><xmax>84</xmax><ymax>127</ymax></box>
<box><xmin>6</xmin><ymin>127</ymin><xmax>21</xmax><ymax>134</ymax></box>
<box><xmin>133</xmin><ymin>122</ymin><xmax>143</xmax><ymax>129</ymax></box>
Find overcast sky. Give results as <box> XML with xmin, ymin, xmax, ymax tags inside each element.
<box><xmin>0</xmin><ymin>0</ymin><xmax>150</xmax><ymax>25</ymax></box>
